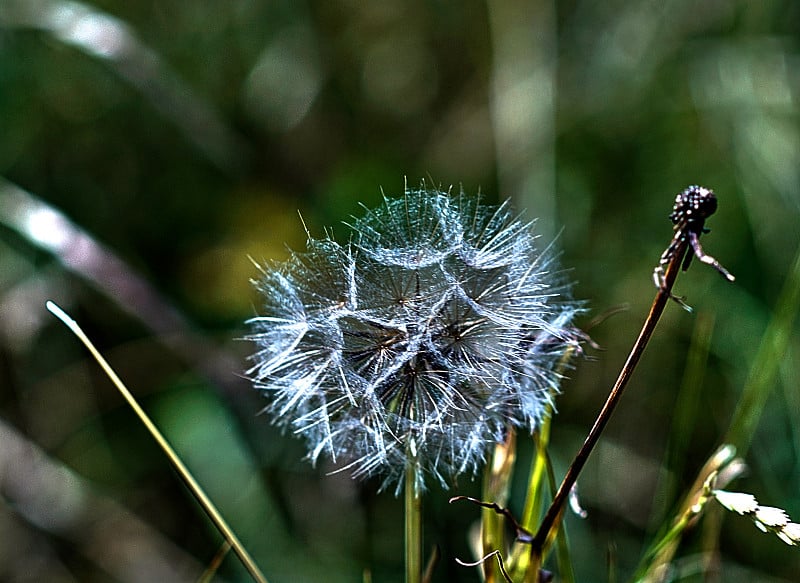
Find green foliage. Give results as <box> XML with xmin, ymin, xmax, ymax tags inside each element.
<box><xmin>1</xmin><ymin>1</ymin><xmax>799</xmax><ymax>581</ymax></box>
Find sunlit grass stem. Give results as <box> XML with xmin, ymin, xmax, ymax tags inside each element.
<box><xmin>482</xmin><ymin>430</ymin><xmax>517</xmax><ymax>583</ymax></box>
<box><xmin>632</xmin><ymin>445</ymin><xmax>738</xmax><ymax>581</ymax></box>
<box><xmin>45</xmin><ymin>301</ymin><xmax>268</xmax><ymax>583</ymax></box>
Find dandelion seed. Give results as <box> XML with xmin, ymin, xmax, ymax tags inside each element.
<box><xmin>246</xmin><ymin>185</ymin><xmax>582</xmax><ymax>493</ymax></box>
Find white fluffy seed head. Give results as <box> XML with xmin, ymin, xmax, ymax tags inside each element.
<box><xmin>246</xmin><ymin>185</ymin><xmax>583</xmax><ymax>493</ymax></box>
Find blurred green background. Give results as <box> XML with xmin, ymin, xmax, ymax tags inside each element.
<box><xmin>1</xmin><ymin>1</ymin><xmax>799</xmax><ymax>581</ymax></box>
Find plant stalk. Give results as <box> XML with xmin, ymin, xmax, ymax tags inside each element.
<box><xmin>482</xmin><ymin>430</ymin><xmax>517</xmax><ymax>582</ymax></box>
<box><xmin>406</xmin><ymin>460</ymin><xmax>422</xmax><ymax>583</ymax></box>
<box><xmin>529</xmin><ymin>240</ymin><xmax>687</xmax><ymax>554</ymax></box>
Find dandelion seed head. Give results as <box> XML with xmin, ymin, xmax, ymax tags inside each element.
<box><xmin>246</xmin><ymin>185</ymin><xmax>582</xmax><ymax>493</ymax></box>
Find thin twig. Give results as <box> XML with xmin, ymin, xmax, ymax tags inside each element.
<box><xmin>531</xmin><ymin>186</ymin><xmax>735</xmax><ymax>555</ymax></box>
<box><xmin>529</xmin><ymin>240</ymin><xmax>687</xmax><ymax>552</ymax></box>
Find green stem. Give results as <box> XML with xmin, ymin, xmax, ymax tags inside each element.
<box><xmin>405</xmin><ymin>460</ymin><xmax>422</xmax><ymax>583</ymax></box>
<box><xmin>482</xmin><ymin>430</ymin><xmax>517</xmax><ymax>583</ymax></box>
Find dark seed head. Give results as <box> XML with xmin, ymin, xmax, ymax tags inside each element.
<box><xmin>670</xmin><ymin>185</ymin><xmax>717</xmax><ymax>228</ymax></box>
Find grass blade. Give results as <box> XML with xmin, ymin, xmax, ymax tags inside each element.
<box><xmin>725</xmin><ymin>243</ymin><xmax>800</xmax><ymax>456</ymax></box>
<box><xmin>46</xmin><ymin>301</ymin><xmax>269</xmax><ymax>583</ymax></box>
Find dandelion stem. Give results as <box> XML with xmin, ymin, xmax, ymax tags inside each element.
<box><xmin>529</xmin><ymin>239</ymin><xmax>687</xmax><ymax>554</ymax></box>
<box><xmin>405</xmin><ymin>460</ymin><xmax>422</xmax><ymax>583</ymax></box>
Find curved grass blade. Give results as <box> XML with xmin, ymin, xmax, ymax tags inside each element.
<box><xmin>46</xmin><ymin>301</ymin><xmax>269</xmax><ymax>583</ymax></box>
<box><xmin>726</xmin><ymin>242</ymin><xmax>800</xmax><ymax>455</ymax></box>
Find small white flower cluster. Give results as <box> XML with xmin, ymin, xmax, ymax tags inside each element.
<box><xmin>714</xmin><ymin>489</ymin><xmax>800</xmax><ymax>546</ymax></box>
<box><xmin>247</xmin><ymin>186</ymin><xmax>582</xmax><ymax>493</ymax></box>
